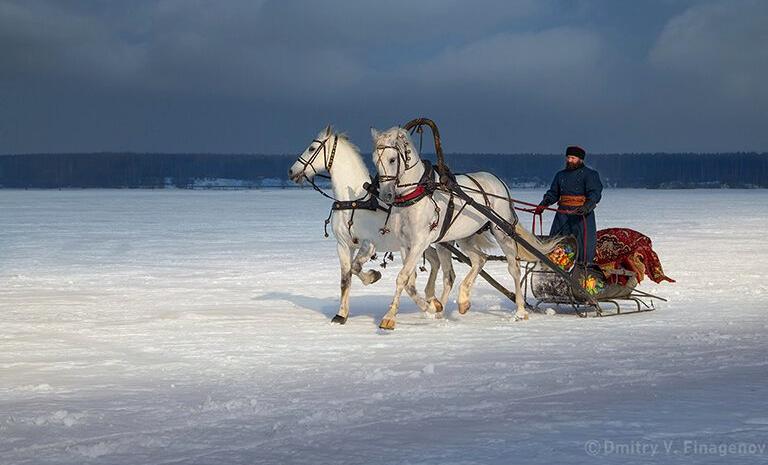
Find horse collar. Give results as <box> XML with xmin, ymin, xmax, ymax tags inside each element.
<box><xmin>393</xmin><ymin>160</ymin><xmax>435</xmax><ymax>207</ymax></box>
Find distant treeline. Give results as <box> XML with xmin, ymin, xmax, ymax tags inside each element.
<box><xmin>449</xmin><ymin>152</ymin><xmax>768</xmax><ymax>188</ymax></box>
<box><xmin>0</xmin><ymin>152</ymin><xmax>766</xmax><ymax>188</ymax></box>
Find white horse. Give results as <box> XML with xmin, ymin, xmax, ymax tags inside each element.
<box><xmin>371</xmin><ymin>126</ymin><xmax>561</xmax><ymax>330</ymax></box>
<box><xmin>288</xmin><ymin>126</ymin><xmax>453</xmax><ymax>324</ymax></box>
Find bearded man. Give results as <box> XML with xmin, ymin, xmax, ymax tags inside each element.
<box><xmin>534</xmin><ymin>145</ymin><xmax>603</xmax><ymax>265</ymax></box>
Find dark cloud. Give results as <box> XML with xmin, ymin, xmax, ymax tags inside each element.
<box><xmin>0</xmin><ymin>0</ymin><xmax>766</xmax><ymax>153</ymax></box>
<box><xmin>650</xmin><ymin>0</ymin><xmax>768</xmax><ymax>102</ymax></box>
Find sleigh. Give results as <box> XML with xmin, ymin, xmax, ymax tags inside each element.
<box><xmin>523</xmin><ymin>250</ymin><xmax>663</xmax><ymax>318</ymax></box>
<box><xmin>526</xmin><ymin>265</ymin><xmax>651</xmax><ymax>317</ymax></box>
<box><xmin>524</xmin><ymin>228</ymin><xmax>673</xmax><ymax>316</ymax></box>
<box><xmin>448</xmin><ymin>230</ymin><xmax>670</xmax><ymax>317</ymax></box>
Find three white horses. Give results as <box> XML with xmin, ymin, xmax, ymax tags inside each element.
<box><xmin>371</xmin><ymin>127</ymin><xmax>561</xmax><ymax>330</ymax></box>
<box><xmin>288</xmin><ymin>126</ymin><xmax>452</xmax><ymax>324</ymax></box>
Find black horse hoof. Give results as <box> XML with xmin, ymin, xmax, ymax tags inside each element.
<box><xmin>369</xmin><ymin>270</ymin><xmax>382</xmax><ymax>284</ymax></box>
<box><xmin>331</xmin><ymin>314</ymin><xmax>348</xmax><ymax>325</ymax></box>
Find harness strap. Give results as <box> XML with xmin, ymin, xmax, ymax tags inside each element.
<box><xmin>325</xmin><ymin>194</ymin><xmax>391</xmax><ymax>239</ymax></box>
<box><xmin>331</xmin><ymin>195</ymin><xmax>381</xmax><ymax>212</ymax></box>
<box><xmin>434</xmin><ymin>191</ymin><xmax>455</xmax><ymax>243</ymax></box>
<box><xmin>317</xmin><ymin>170</ymin><xmax>390</xmax><ymax>238</ymax></box>
<box><xmin>463</xmin><ymin>174</ymin><xmax>491</xmax><ymax>207</ymax></box>
<box><xmin>463</xmin><ymin>174</ymin><xmax>494</xmax><ymax>236</ymax></box>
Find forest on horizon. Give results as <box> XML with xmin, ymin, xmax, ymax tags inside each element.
<box><xmin>0</xmin><ymin>152</ymin><xmax>765</xmax><ymax>189</ymax></box>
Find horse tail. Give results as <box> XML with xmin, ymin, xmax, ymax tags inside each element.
<box><xmin>513</xmin><ymin>223</ymin><xmax>563</xmax><ymax>262</ymax></box>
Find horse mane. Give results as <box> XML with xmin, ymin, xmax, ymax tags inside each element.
<box><xmin>320</xmin><ymin>125</ymin><xmax>361</xmax><ymax>155</ymax></box>
<box><xmin>335</xmin><ymin>132</ymin><xmax>360</xmax><ymax>154</ymax></box>
<box><xmin>377</xmin><ymin>127</ymin><xmax>417</xmax><ymax>157</ymax></box>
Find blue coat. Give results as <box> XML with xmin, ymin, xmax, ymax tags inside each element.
<box><xmin>542</xmin><ymin>165</ymin><xmax>603</xmax><ymax>264</ymax></box>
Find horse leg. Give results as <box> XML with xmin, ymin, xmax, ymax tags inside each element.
<box><xmin>333</xmin><ymin>242</ymin><xmax>354</xmax><ymax>324</ymax></box>
<box><xmin>491</xmin><ymin>228</ymin><xmax>528</xmax><ymax>320</ymax></box>
<box><xmin>379</xmin><ymin>241</ymin><xmax>431</xmax><ymax>330</ymax></box>
<box><xmin>423</xmin><ymin>247</ymin><xmax>439</xmax><ymax>300</ymax></box>
<box><xmin>435</xmin><ymin>243</ymin><xmax>456</xmax><ymax>309</ymax></box>
<box><xmin>456</xmin><ymin>238</ymin><xmax>487</xmax><ymax>315</ymax></box>
<box><xmin>351</xmin><ymin>240</ymin><xmax>381</xmax><ymax>285</ymax></box>
<box><xmin>400</xmin><ymin>247</ymin><xmax>437</xmax><ymax>313</ymax></box>
<box><xmin>403</xmin><ymin>269</ymin><xmax>442</xmax><ymax>314</ymax></box>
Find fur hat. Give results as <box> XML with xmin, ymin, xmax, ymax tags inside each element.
<box><xmin>565</xmin><ymin>145</ymin><xmax>586</xmax><ymax>159</ymax></box>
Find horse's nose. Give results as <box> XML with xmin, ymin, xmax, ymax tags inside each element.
<box><xmin>288</xmin><ymin>168</ymin><xmax>293</xmax><ymax>176</ymax></box>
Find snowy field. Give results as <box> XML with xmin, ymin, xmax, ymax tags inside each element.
<box><xmin>1</xmin><ymin>188</ymin><xmax>767</xmax><ymax>465</ymax></box>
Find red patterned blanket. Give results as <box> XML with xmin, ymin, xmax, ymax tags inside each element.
<box><xmin>595</xmin><ymin>228</ymin><xmax>675</xmax><ymax>285</ymax></box>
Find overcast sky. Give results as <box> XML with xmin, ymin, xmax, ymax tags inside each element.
<box><xmin>1</xmin><ymin>0</ymin><xmax>766</xmax><ymax>154</ymax></box>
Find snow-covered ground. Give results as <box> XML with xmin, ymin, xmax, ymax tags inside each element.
<box><xmin>1</xmin><ymin>188</ymin><xmax>767</xmax><ymax>465</ymax></box>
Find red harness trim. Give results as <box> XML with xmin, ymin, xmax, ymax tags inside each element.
<box><xmin>394</xmin><ymin>185</ymin><xmax>426</xmax><ymax>204</ymax></box>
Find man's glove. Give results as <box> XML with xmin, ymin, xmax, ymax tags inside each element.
<box><xmin>573</xmin><ymin>202</ymin><xmax>597</xmax><ymax>215</ymax></box>
<box><xmin>534</xmin><ymin>204</ymin><xmax>547</xmax><ymax>215</ymax></box>
<box><xmin>572</xmin><ymin>206</ymin><xmax>588</xmax><ymax>215</ymax></box>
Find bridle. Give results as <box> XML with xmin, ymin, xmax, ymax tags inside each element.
<box><xmin>296</xmin><ymin>134</ymin><xmax>339</xmax><ymax>182</ymax></box>
<box><xmin>374</xmin><ymin>132</ymin><xmax>422</xmax><ymax>188</ymax></box>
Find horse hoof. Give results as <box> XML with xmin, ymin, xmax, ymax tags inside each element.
<box><xmin>379</xmin><ymin>318</ymin><xmax>396</xmax><ymax>330</ymax></box>
<box><xmin>360</xmin><ymin>269</ymin><xmax>382</xmax><ymax>286</ymax></box>
<box><xmin>458</xmin><ymin>301</ymin><xmax>471</xmax><ymax>314</ymax></box>
<box><xmin>429</xmin><ymin>298</ymin><xmax>444</xmax><ymax>313</ymax></box>
<box><xmin>514</xmin><ymin>312</ymin><xmax>529</xmax><ymax>321</ymax></box>
<box><xmin>368</xmin><ymin>270</ymin><xmax>382</xmax><ymax>285</ymax></box>
<box><xmin>331</xmin><ymin>314</ymin><xmax>348</xmax><ymax>325</ymax></box>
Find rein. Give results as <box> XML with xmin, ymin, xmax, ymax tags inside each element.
<box><xmin>458</xmin><ymin>185</ymin><xmax>590</xmax><ymax>267</ymax></box>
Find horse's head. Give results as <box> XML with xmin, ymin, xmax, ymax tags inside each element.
<box><xmin>288</xmin><ymin>125</ymin><xmax>337</xmax><ymax>184</ymax></box>
<box><xmin>371</xmin><ymin>126</ymin><xmax>417</xmax><ymax>203</ymax></box>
